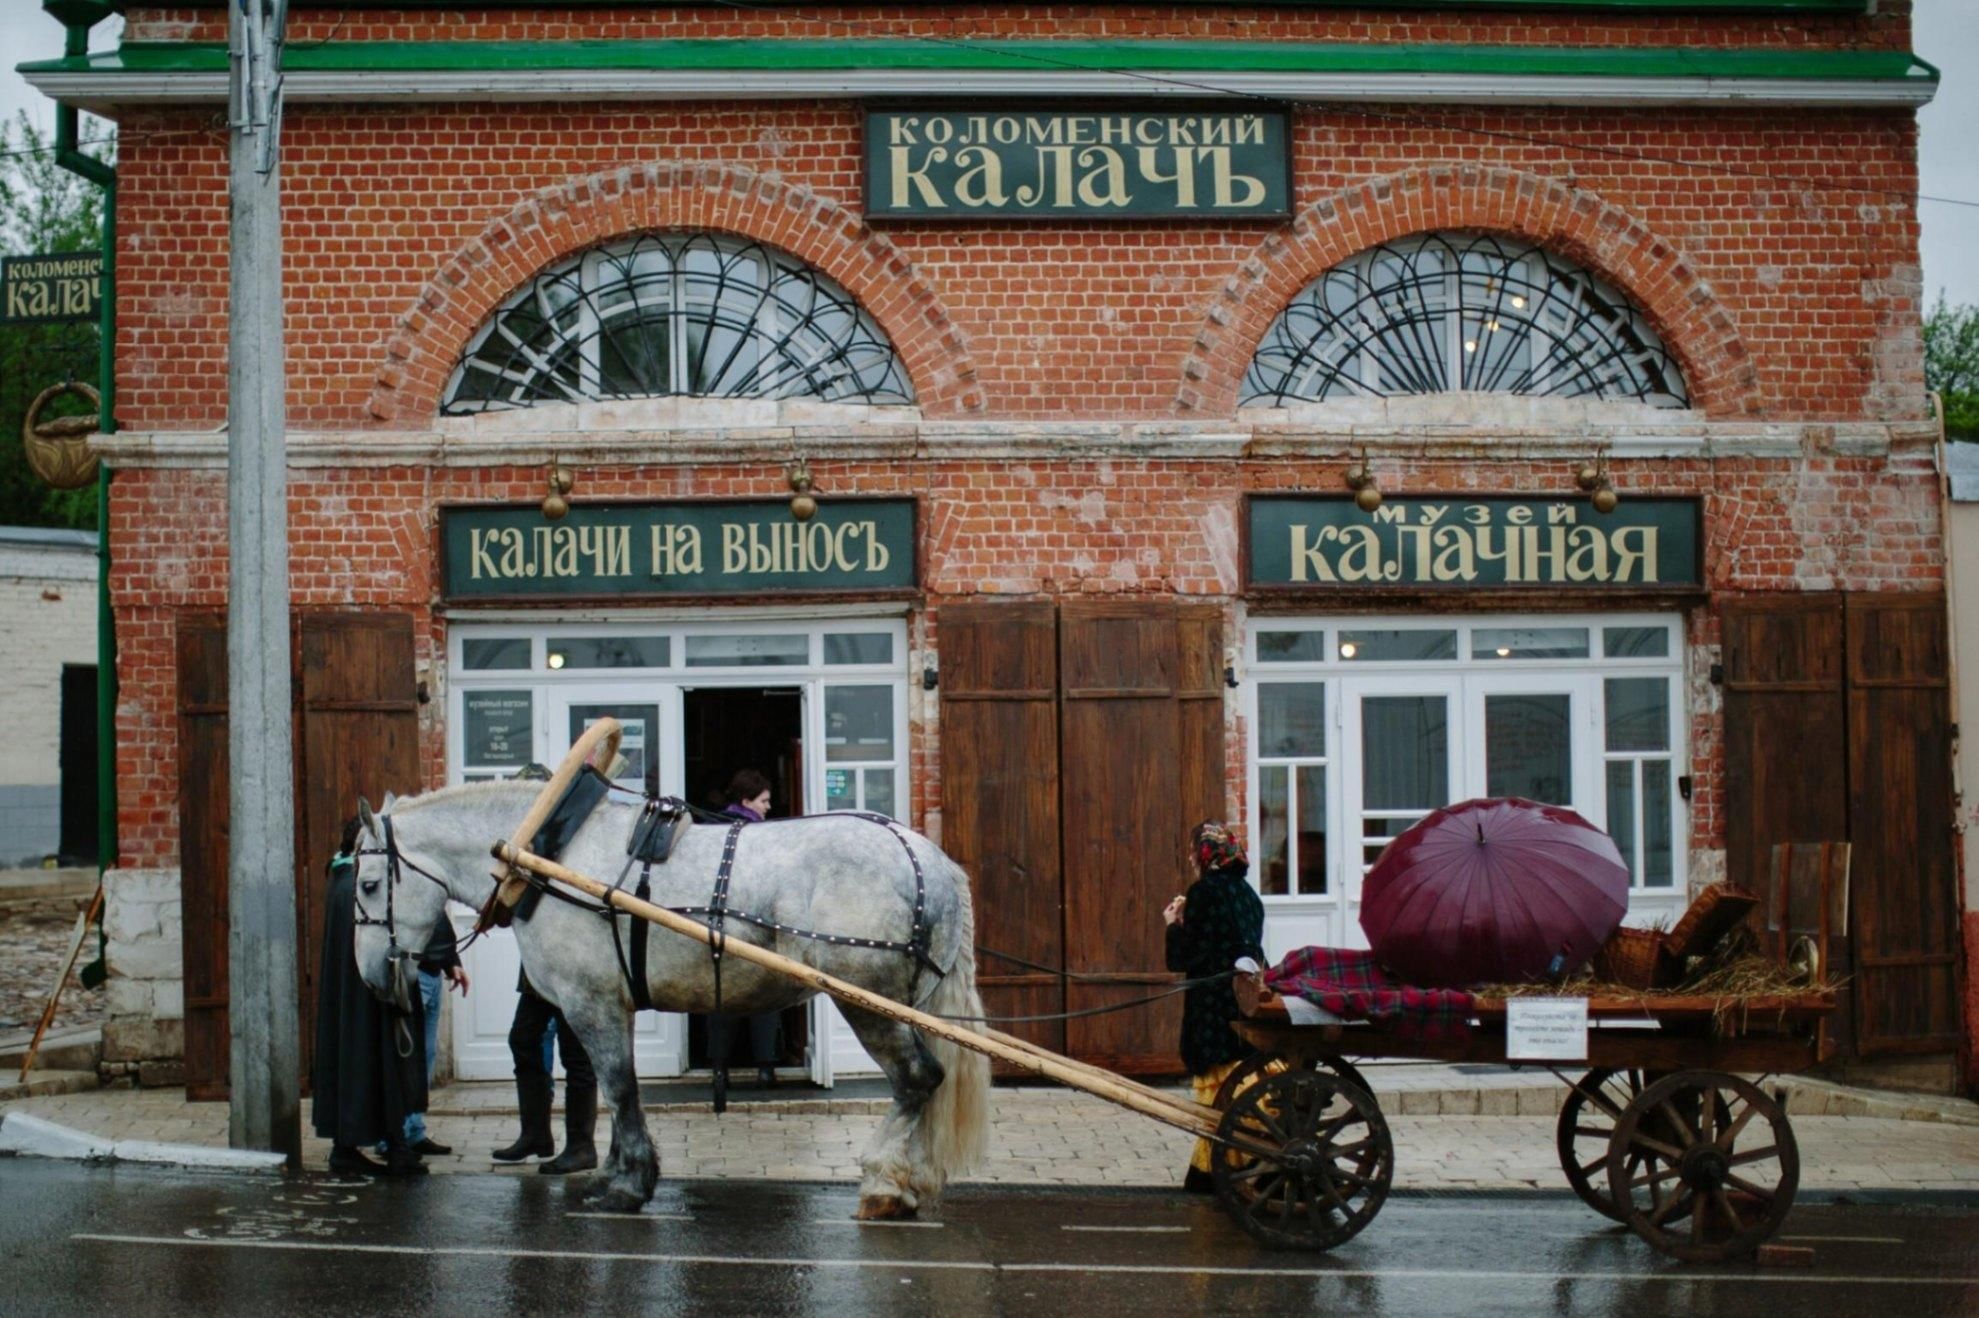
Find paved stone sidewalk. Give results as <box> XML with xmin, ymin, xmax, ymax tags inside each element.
<box><xmin>5</xmin><ymin>1071</ymin><xmax>1976</xmax><ymax>1192</ymax></box>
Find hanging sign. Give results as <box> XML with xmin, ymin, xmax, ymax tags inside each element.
<box><xmin>441</xmin><ymin>498</ymin><xmax>917</xmax><ymax>601</ymax></box>
<box><xmin>1247</xmin><ymin>496</ymin><xmax>1701</xmax><ymax>590</ymax></box>
<box><xmin>865</xmin><ymin>109</ymin><xmax>1290</xmax><ymax>219</ymax></box>
<box><xmin>1</xmin><ymin>251</ymin><xmax>102</xmax><ymax>324</ymax></box>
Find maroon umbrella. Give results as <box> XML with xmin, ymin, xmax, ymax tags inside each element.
<box><xmin>1359</xmin><ymin>797</ymin><xmax>1631</xmax><ymax>988</ymax></box>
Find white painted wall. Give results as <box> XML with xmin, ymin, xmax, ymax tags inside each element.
<box><xmin>0</xmin><ymin>529</ymin><xmax>95</xmax><ymax>783</ymax></box>
<box><xmin>1944</xmin><ymin>447</ymin><xmax>1979</xmax><ymax>910</ymax></box>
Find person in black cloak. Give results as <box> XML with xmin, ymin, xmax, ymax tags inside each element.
<box><xmin>312</xmin><ymin>816</ymin><xmax>430</xmax><ymax>1177</ymax></box>
<box><xmin>1164</xmin><ymin>819</ymin><xmax>1265</xmax><ymax>1194</ymax></box>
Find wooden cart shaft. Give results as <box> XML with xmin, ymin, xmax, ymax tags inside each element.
<box><xmin>490</xmin><ymin>839</ymin><xmax>1224</xmax><ymax>1142</ymax></box>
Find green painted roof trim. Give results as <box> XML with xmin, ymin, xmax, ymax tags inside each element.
<box><xmin>21</xmin><ymin>39</ymin><xmax>1937</xmax><ymax>84</ymax></box>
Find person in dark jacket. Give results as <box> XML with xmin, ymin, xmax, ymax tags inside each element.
<box><xmin>491</xmin><ymin>972</ymin><xmax>599</xmax><ymax>1175</ymax></box>
<box><xmin>1164</xmin><ymin>819</ymin><xmax>1266</xmax><ymax>1192</ymax></box>
<box><xmin>312</xmin><ymin>818</ymin><xmax>429</xmax><ymax>1178</ymax></box>
<box><xmin>707</xmin><ymin>768</ymin><xmax>782</xmax><ymax>1091</ymax></box>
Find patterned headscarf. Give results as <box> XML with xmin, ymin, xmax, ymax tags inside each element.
<box><xmin>1191</xmin><ymin>820</ymin><xmax>1248</xmax><ymax>876</ymax></box>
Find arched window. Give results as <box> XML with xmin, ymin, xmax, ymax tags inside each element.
<box><xmin>443</xmin><ymin>233</ymin><xmax>914</xmax><ymax>413</ymax></box>
<box><xmin>1240</xmin><ymin>234</ymin><xmax>1688</xmax><ymax>408</ymax></box>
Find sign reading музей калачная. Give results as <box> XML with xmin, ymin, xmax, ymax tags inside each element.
<box><xmin>866</xmin><ymin>109</ymin><xmax>1290</xmax><ymax>218</ymax></box>
<box><xmin>440</xmin><ymin>498</ymin><xmax>917</xmax><ymax>601</ymax></box>
<box><xmin>1247</xmin><ymin>496</ymin><xmax>1702</xmax><ymax>589</ymax></box>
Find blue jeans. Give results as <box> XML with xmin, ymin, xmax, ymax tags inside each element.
<box><xmin>387</xmin><ymin>969</ymin><xmax>444</xmax><ymax>1148</ymax></box>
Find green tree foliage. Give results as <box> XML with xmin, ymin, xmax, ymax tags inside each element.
<box><xmin>1924</xmin><ymin>294</ymin><xmax>1979</xmax><ymax>442</ymax></box>
<box><xmin>0</xmin><ymin>111</ymin><xmax>112</xmax><ymax>531</ymax></box>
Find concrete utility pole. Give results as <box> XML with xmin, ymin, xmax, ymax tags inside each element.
<box><xmin>226</xmin><ymin>0</ymin><xmax>297</xmax><ymax>1161</ymax></box>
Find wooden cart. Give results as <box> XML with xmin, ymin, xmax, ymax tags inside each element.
<box><xmin>486</xmin><ymin>722</ymin><xmax>1834</xmax><ymax>1263</ymax></box>
<box><xmin>1221</xmin><ymin>975</ymin><xmax>1836</xmax><ymax>1261</ymax></box>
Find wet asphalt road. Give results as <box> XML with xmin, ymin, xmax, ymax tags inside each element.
<box><xmin>1</xmin><ymin>1160</ymin><xmax>1974</xmax><ymax>1317</ymax></box>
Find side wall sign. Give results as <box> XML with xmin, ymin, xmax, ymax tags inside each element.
<box><xmin>1</xmin><ymin>251</ymin><xmax>102</xmax><ymax>324</ymax></box>
<box><xmin>441</xmin><ymin>499</ymin><xmax>917</xmax><ymax>600</ymax></box>
<box><xmin>1247</xmin><ymin>496</ymin><xmax>1702</xmax><ymax>589</ymax></box>
<box><xmin>865</xmin><ymin>109</ymin><xmax>1291</xmax><ymax>218</ymax></box>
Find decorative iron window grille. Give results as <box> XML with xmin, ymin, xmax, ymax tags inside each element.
<box><xmin>1240</xmin><ymin>234</ymin><xmax>1689</xmax><ymax>408</ymax></box>
<box><xmin>443</xmin><ymin>233</ymin><xmax>914</xmax><ymax>413</ymax></box>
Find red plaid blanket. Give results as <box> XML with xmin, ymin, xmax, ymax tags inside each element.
<box><xmin>1264</xmin><ymin>947</ymin><xmax>1475</xmax><ymax>1041</ymax></box>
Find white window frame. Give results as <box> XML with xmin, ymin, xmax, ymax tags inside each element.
<box><xmin>1245</xmin><ymin>612</ymin><xmax>1688</xmax><ymax>925</ymax></box>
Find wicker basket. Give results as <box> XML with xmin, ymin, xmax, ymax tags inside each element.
<box><xmin>1662</xmin><ymin>883</ymin><xmax>1760</xmax><ymax>963</ymax></box>
<box><xmin>1592</xmin><ymin>925</ymin><xmax>1673</xmax><ymax>990</ymax></box>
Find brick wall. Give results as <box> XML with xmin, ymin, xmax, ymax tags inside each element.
<box><xmin>105</xmin><ymin>448</ymin><xmax>1944</xmax><ymax>872</ymax></box>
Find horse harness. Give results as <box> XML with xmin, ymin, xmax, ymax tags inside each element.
<box><xmin>499</xmin><ymin>775</ymin><xmax>946</xmax><ymax>1019</ymax></box>
<box><xmin>349</xmin><ymin>816</ymin><xmax>458</xmax><ymax>1037</ymax></box>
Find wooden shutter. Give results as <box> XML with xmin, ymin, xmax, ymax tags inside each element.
<box><xmin>296</xmin><ymin>613</ymin><xmax>424</xmax><ymax>1081</ymax></box>
<box><xmin>1059</xmin><ymin>600</ymin><xmax>1223</xmax><ymax>1075</ymax></box>
<box><xmin>1720</xmin><ymin>594</ymin><xmax>1853</xmax><ymax>1055</ymax></box>
<box><xmin>938</xmin><ymin>600</ymin><xmax>1064</xmax><ymax>1056</ymax></box>
<box><xmin>175</xmin><ymin>613</ymin><xmax>231</xmax><ymax>1100</ymax></box>
<box><xmin>1844</xmin><ymin>593</ymin><xmax>1960</xmax><ymax>1055</ymax></box>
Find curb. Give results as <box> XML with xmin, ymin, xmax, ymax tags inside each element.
<box><xmin>0</xmin><ymin>1111</ymin><xmax>287</xmax><ymax>1172</ymax></box>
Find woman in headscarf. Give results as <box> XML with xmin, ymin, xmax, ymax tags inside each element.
<box><xmin>1163</xmin><ymin>820</ymin><xmax>1265</xmax><ymax>1192</ymax></box>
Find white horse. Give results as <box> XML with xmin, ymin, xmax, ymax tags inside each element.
<box><xmin>348</xmin><ymin>781</ymin><xmax>990</xmax><ymax>1218</ymax></box>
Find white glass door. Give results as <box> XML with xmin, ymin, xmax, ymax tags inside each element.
<box><xmin>551</xmin><ymin>687</ymin><xmax>687</xmax><ymax>1078</ymax></box>
<box><xmin>1464</xmin><ymin>672</ymin><xmax>1597</xmax><ymax>813</ymax></box>
<box><xmin>1339</xmin><ymin>677</ymin><xmax>1455</xmax><ymax>948</ymax></box>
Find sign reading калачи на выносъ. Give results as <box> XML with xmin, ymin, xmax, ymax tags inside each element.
<box><xmin>865</xmin><ymin>109</ymin><xmax>1290</xmax><ymax>219</ymax></box>
<box><xmin>441</xmin><ymin>499</ymin><xmax>917</xmax><ymax>600</ymax></box>
<box><xmin>1247</xmin><ymin>496</ymin><xmax>1701</xmax><ymax>590</ymax></box>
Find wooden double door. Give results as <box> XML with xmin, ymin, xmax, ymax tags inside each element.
<box><xmin>940</xmin><ymin>599</ymin><xmax>1224</xmax><ymax>1075</ymax></box>
<box><xmin>177</xmin><ymin>611</ymin><xmax>423</xmax><ymax>1099</ymax></box>
<box><xmin>1722</xmin><ymin>592</ymin><xmax>1961</xmax><ymax>1061</ymax></box>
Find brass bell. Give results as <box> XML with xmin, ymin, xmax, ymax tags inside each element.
<box><xmin>1575</xmin><ymin>462</ymin><xmax>1603</xmax><ymax>492</ymax></box>
<box><xmin>1591</xmin><ymin>483</ymin><xmax>1620</xmax><ymax>515</ymax></box>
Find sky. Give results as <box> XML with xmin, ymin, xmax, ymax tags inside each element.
<box><xmin>0</xmin><ymin>3</ymin><xmax>1973</xmax><ymax>306</ymax></box>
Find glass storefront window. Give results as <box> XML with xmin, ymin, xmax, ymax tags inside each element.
<box><xmin>684</xmin><ymin>633</ymin><xmax>809</xmax><ymax>667</ymax></box>
<box><xmin>824</xmin><ymin>633</ymin><xmax>894</xmax><ymax>665</ymax></box>
<box><xmin>1603</xmin><ymin>626</ymin><xmax>1670</xmax><ymax>659</ymax></box>
<box><xmin>463</xmin><ymin>690</ymin><xmax>533</xmax><ymax>768</ymax></box>
<box><xmin>1258</xmin><ymin>683</ymin><xmax>1325</xmax><ymax>757</ymax></box>
<box><xmin>826</xmin><ymin>686</ymin><xmax>894</xmax><ymax>762</ymax></box>
<box><xmin>463</xmin><ymin>637</ymin><xmax>531</xmax><ymax>671</ymax></box>
<box><xmin>1337</xmin><ymin>629</ymin><xmax>1458</xmax><ymax>662</ymax></box>
<box><xmin>547</xmin><ymin>636</ymin><xmax>670</xmax><ymax>670</ymax></box>
<box><xmin>1257</xmin><ymin>630</ymin><xmax>1327</xmax><ymax>663</ymax></box>
<box><xmin>1472</xmin><ymin>627</ymin><xmax>1591</xmax><ymax>660</ymax></box>
<box><xmin>1484</xmin><ymin>693</ymin><xmax>1572</xmax><ymax>801</ymax></box>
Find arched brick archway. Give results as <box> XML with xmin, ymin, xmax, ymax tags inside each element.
<box><xmin>368</xmin><ymin>162</ymin><xmax>983</xmax><ymax>422</ymax></box>
<box><xmin>1175</xmin><ymin>165</ymin><xmax>1761</xmax><ymax>418</ymax></box>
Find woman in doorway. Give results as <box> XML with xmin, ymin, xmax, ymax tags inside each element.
<box><xmin>709</xmin><ymin>768</ymin><xmax>782</xmax><ymax>1090</ymax></box>
<box><xmin>1163</xmin><ymin>819</ymin><xmax>1266</xmax><ymax>1193</ymax></box>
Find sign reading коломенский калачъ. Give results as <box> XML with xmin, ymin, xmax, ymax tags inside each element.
<box><xmin>1247</xmin><ymin>496</ymin><xmax>1702</xmax><ymax>590</ymax></box>
<box><xmin>866</xmin><ymin>109</ymin><xmax>1291</xmax><ymax>219</ymax></box>
<box><xmin>441</xmin><ymin>499</ymin><xmax>917</xmax><ymax>601</ymax></box>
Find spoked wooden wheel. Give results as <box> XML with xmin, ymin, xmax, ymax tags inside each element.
<box><xmin>1556</xmin><ymin>1068</ymin><xmax>1656</xmax><ymax>1223</ymax></box>
<box><xmin>1606</xmin><ymin>1069</ymin><xmax>1800</xmax><ymax>1262</ymax></box>
<box><xmin>1212</xmin><ymin>1070</ymin><xmax>1394</xmax><ymax>1252</ymax></box>
<box><xmin>1212</xmin><ymin>1050</ymin><xmax>1373</xmax><ymax>1111</ymax></box>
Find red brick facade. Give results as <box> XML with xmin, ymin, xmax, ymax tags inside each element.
<box><xmin>95</xmin><ymin>3</ymin><xmax>1962</xmax><ymax>1081</ymax></box>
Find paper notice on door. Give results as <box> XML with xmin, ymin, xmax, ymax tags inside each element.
<box><xmin>1505</xmin><ymin>997</ymin><xmax>1590</xmax><ymax>1061</ymax></box>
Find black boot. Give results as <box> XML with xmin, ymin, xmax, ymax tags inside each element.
<box><xmin>493</xmin><ymin>1073</ymin><xmax>556</xmax><ymax>1162</ymax></box>
<box><xmin>381</xmin><ymin>1144</ymin><xmax>430</xmax><ymax>1178</ymax></box>
<box><xmin>539</xmin><ymin>1082</ymin><xmax>598</xmax><ymax>1175</ymax></box>
<box><xmin>328</xmin><ymin>1144</ymin><xmax>385</xmax><ymax>1177</ymax></box>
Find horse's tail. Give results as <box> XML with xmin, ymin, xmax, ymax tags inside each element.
<box><xmin>918</xmin><ymin>860</ymin><xmax>992</xmax><ymax>1187</ymax></box>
